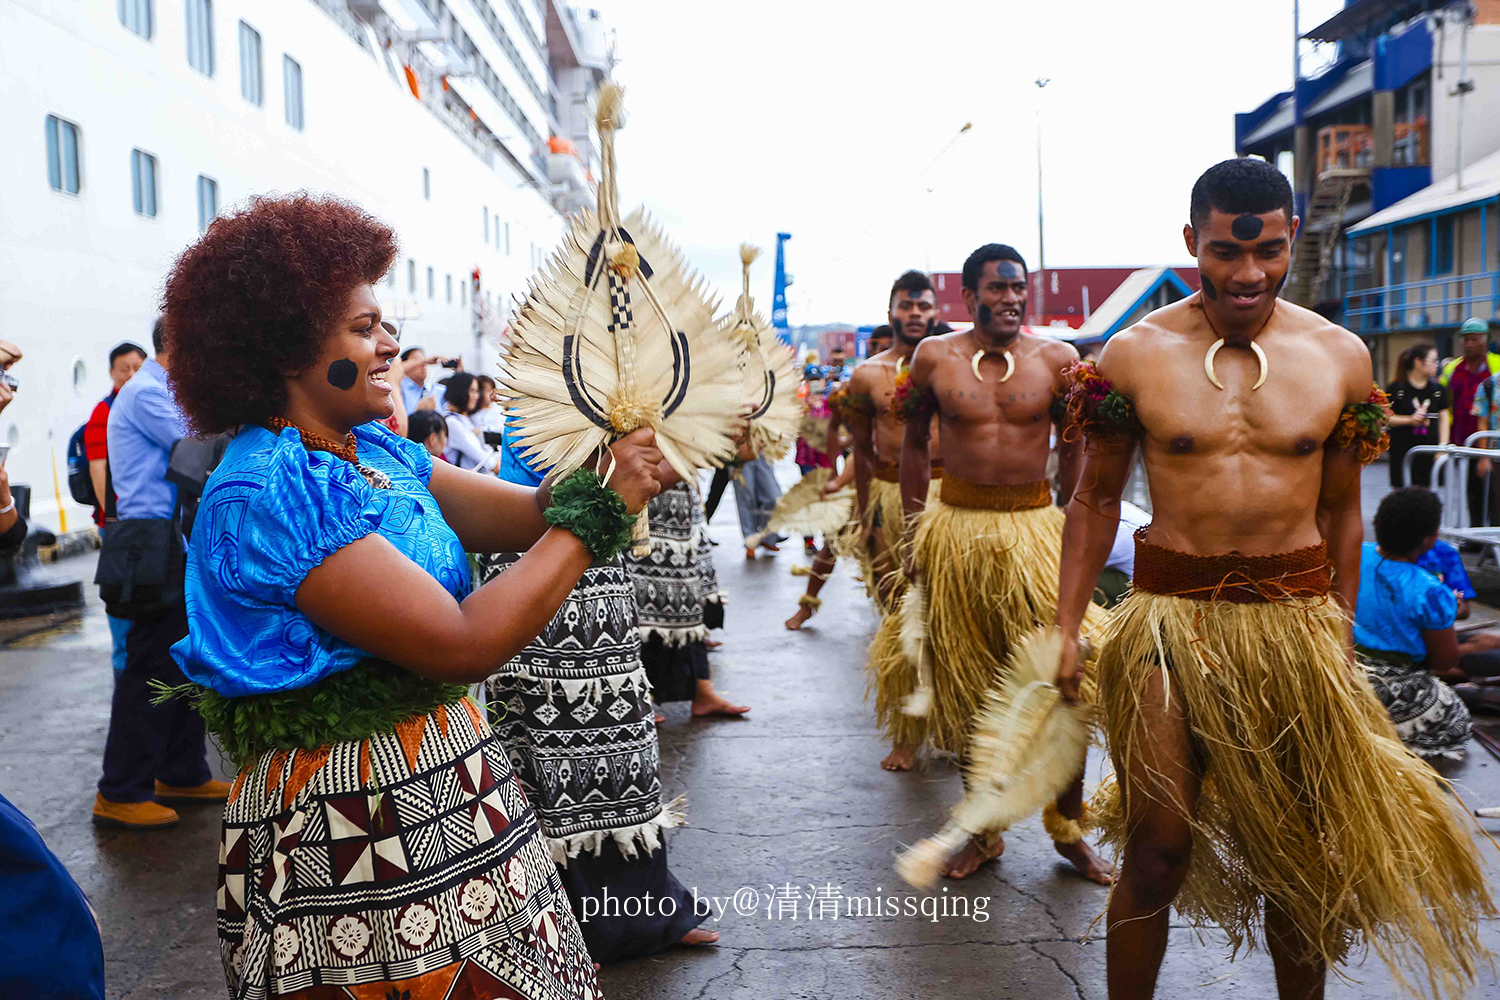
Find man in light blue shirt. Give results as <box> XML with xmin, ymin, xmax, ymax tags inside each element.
<box><xmin>94</xmin><ymin>321</ymin><xmax>224</xmax><ymax>830</ymax></box>
<box><xmin>399</xmin><ymin>346</ymin><xmax>431</xmax><ymax>414</ymax></box>
<box><xmin>107</xmin><ymin>358</ymin><xmax>187</xmax><ymax>519</ymax></box>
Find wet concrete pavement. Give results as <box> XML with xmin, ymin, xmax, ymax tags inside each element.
<box><xmin>4</xmin><ymin>485</ymin><xmax>1500</xmax><ymax>998</ymax></box>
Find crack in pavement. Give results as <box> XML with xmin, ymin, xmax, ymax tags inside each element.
<box><xmin>1030</xmin><ymin>942</ymin><xmax>1088</xmax><ymax>1000</ymax></box>
<box><xmin>691</xmin><ymin>946</ymin><xmax>747</xmax><ymax>1000</ymax></box>
<box><xmin>988</xmin><ymin>869</ymin><xmax>1068</xmax><ymax>938</ymax></box>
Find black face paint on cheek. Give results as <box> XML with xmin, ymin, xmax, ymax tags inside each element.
<box><xmin>1231</xmin><ymin>214</ymin><xmax>1264</xmax><ymax>241</ymax></box>
<box><xmin>926</xmin><ymin>318</ymin><xmax>935</xmax><ymax>336</ymax></box>
<box><xmin>976</xmin><ymin>303</ymin><xmax>992</xmax><ymax>327</ymax></box>
<box><xmin>326</xmin><ymin>359</ymin><xmax>359</xmax><ymax>391</ymax></box>
<box><xmin>1273</xmin><ymin>273</ymin><xmax>1287</xmax><ymax>297</ymax></box>
<box><xmin>1200</xmin><ymin>275</ymin><xmax>1218</xmax><ymax>301</ymax></box>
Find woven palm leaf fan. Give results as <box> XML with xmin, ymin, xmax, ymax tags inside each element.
<box><xmin>894</xmin><ymin>628</ymin><xmax>1091</xmax><ymax>889</ymax></box>
<box><xmin>747</xmin><ymin>468</ymin><xmax>853</xmax><ymax>547</ymax></box>
<box><xmin>498</xmin><ymin>84</ymin><xmax>745</xmax><ymax>552</ymax></box>
<box><xmin>733</xmin><ymin>244</ymin><xmax>800</xmax><ymax>461</ymax></box>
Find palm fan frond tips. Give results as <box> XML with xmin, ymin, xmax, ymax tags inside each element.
<box><xmin>735</xmin><ymin>243</ymin><xmax>799</xmax><ymax>460</ymax></box>
<box><xmin>495</xmin><ymin>83</ymin><xmax>745</xmax><ymax>497</ymax></box>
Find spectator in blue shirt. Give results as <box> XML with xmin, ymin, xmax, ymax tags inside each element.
<box><xmin>398</xmin><ymin>345</ymin><xmax>431</xmax><ymax>413</ymax></box>
<box><xmin>94</xmin><ymin>319</ymin><xmax>227</xmax><ymax>830</ymax></box>
<box><xmin>1354</xmin><ymin>489</ymin><xmax>1493</xmax><ymax>761</ymax></box>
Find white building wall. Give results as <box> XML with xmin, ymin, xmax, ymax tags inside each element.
<box><xmin>0</xmin><ymin>0</ymin><xmax>565</xmax><ymax>530</ymax></box>
<box><xmin>1428</xmin><ymin>21</ymin><xmax>1500</xmax><ymax>183</ymax></box>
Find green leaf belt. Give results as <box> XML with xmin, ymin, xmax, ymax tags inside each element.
<box><xmin>155</xmin><ymin>658</ymin><xmax>469</xmax><ymax>771</ymax></box>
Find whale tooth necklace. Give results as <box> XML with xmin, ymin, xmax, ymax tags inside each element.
<box><xmin>970</xmin><ymin>342</ymin><xmax>1016</xmax><ymax>383</ymax></box>
<box><xmin>1202</xmin><ymin>301</ymin><xmax>1274</xmax><ymax>391</ymax></box>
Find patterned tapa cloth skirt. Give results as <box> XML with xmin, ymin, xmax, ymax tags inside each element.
<box><xmin>476</xmin><ymin>552</ymin><xmax>705</xmax><ymax>962</ymax></box>
<box><xmin>865</xmin><ymin>477</ymin><xmax>1102</xmax><ymax>755</ymax></box>
<box><xmin>217</xmin><ymin>697</ymin><xmax>600</xmax><ymax>1000</ymax></box>
<box><xmin>625</xmin><ymin>482</ymin><xmax>721</xmax><ymax>702</ymax></box>
<box><xmin>1094</xmin><ymin>537</ymin><xmax>1494</xmax><ymax>994</ymax></box>
<box><xmin>1358</xmin><ymin>646</ymin><xmax>1472</xmax><ymax>761</ymax></box>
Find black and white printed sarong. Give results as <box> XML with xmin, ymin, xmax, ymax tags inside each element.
<box><xmin>477</xmin><ymin>553</ymin><xmax>684</xmax><ymax>861</ymax></box>
<box><xmin>217</xmin><ymin>699</ymin><xmax>599</xmax><ymax>1000</ymax></box>
<box><xmin>1361</xmin><ymin>647</ymin><xmax>1472</xmax><ymax>760</ymax></box>
<box><xmin>625</xmin><ymin>481</ymin><xmax>721</xmax><ymax>644</ymax></box>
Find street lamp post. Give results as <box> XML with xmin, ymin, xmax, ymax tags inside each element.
<box><xmin>1035</xmin><ymin>78</ymin><xmax>1050</xmax><ymax>328</ymax></box>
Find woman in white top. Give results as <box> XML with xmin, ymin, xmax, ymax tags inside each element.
<box><xmin>441</xmin><ymin>372</ymin><xmax>501</xmax><ymax>473</ymax></box>
<box><xmin>472</xmin><ymin>374</ymin><xmax>506</xmax><ymax>438</ymax></box>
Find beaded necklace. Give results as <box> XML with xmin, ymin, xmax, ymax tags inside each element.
<box><xmin>267</xmin><ymin>417</ymin><xmax>392</xmax><ymax>490</ymax></box>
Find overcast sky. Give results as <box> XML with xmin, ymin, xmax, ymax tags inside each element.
<box><xmin>589</xmin><ymin>0</ymin><xmax>1346</xmax><ymax>325</ymax></box>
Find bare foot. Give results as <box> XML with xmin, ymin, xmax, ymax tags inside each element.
<box><xmin>762</xmin><ymin>542</ymin><xmax>781</xmax><ymax>553</ymax></box>
<box><xmin>944</xmin><ymin>834</ymin><xmax>1004</xmax><ymax>879</ymax></box>
<box><xmin>653</xmin><ymin>713</ymin><xmax>665</xmax><ymax>724</ymax></box>
<box><xmin>691</xmin><ymin>694</ymin><xmax>751</xmax><ymax>718</ymax></box>
<box><xmin>745</xmin><ymin>547</ymin><xmax>756</xmax><ymax>560</ymax></box>
<box><xmin>880</xmin><ymin>743</ymin><xmax>916</xmax><ymax>771</ymax></box>
<box><xmin>680</xmin><ymin>928</ymin><xmax>719</xmax><ymax>946</ymax></box>
<box><xmin>703</xmin><ymin>638</ymin><xmax>723</xmax><ymax>650</ymax></box>
<box><xmin>1054</xmin><ymin>838</ymin><xmax>1116</xmax><ymax>886</ymax></box>
<box><xmin>785</xmin><ymin>606</ymin><xmax>814</xmax><ymax>630</ymax></box>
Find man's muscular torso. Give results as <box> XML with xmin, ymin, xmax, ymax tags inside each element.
<box><xmin>1099</xmin><ymin>295</ymin><xmax>1372</xmax><ymax>556</ymax></box>
<box><xmin>843</xmin><ymin>351</ymin><xmax>937</xmax><ymax>465</ymax></box>
<box><xmin>909</xmin><ymin>330</ymin><xmax>1077</xmax><ymax>484</ymax></box>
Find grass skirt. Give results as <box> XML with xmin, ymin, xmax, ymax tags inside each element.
<box><xmin>1094</xmin><ymin>591</ymin><xmax>1495</xmax><ymax>994</ymax></box>
<box><xmin>866</xmin><ymin>496</ymin><xmax>1101</xmax><ymax>755</ymax></box>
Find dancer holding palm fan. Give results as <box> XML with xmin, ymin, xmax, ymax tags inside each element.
<box><xmin>867</xmin><ymin>245</ymin><xmax>1112</xmax><ymax>883</ymax></box>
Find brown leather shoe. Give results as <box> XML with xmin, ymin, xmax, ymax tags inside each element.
<box><xmin>92</xmin><ymin>794</ymin><xmax>179</xmax><ymax>829</ymax></box>
<box><xmin>154</xmin><ymin>779</ymin><xmax>233</xmax><ymax>803</ymax></box>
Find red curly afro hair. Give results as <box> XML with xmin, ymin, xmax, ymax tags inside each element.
<box><xmin>161</xmin><ymin>193</ymin><xmax>398</xmax><ymax>434</ymax></box>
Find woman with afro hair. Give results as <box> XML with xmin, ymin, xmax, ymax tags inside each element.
<box><xmin>163</xmin><ymin>193</ymin><xmax>663</xmax><ymax>999</ymax></box>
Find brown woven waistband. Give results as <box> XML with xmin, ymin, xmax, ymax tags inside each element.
<box><xmin>1132</xmin><ymin>530</ymin><xmax>1331</xmax><ymax>604</ymax></box>
<box><xmin>873</xmin><ymin>463</ymin><xmax>943</xmax><ymax>484</ymax></box>
<box><xmin>938</xmin><ymin>476</ymin><xmax>1053</xmax><ymax>511</ymax></box>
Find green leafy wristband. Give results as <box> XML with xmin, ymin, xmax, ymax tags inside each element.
<box><xmin>543</xmin><ymin>467</ymin><xmax>638</xmax><ymax>561</ymax></box>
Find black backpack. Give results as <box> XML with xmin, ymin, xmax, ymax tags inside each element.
<box><xmin>66</xmin><ymin>397</ymin><xmax>112</xmax><ymax>508</ymax></box>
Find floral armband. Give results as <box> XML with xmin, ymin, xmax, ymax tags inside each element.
<box><xmin>892</xmin><ymin>369</ymin><xmax>937</xmax><ymax>423</ymax></box>
<box><xmin>1063</xmin><ymin>361</ymin><xmax>1142</xmax><ymax>442</ymax></box>
<box><xmin>1327</xmin><ymin>385</ymin><xmax>1392</xmax><ymax>465</ymax></box>
<box><xmin>834</xmin><ymin>388</ymin><xmax>875</xmax><ymax>420</ymax></box>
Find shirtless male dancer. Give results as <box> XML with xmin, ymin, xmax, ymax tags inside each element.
<box><xmin>784</xmin><ymin>370</ymin><xmax>855</xmax><ymax>630</ymax></box>
<box><xmin>837</xmin><ymin>273</ymin><xmax>945</xmax><ymax>769</ymax></box>
<box><xmin>874</xmin><ymin>245</ymin><xmax>1111</xmax><ymax>883</ymax></box>
<box><xmin>1055</xmin><ymin>157</ymin><xmax>1490</xmax><ymax>998</ymax></box>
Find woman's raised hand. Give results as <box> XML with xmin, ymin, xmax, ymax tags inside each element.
<box><xmin>604</xmin><ymin>428</ymin><xmax>664</xmax><ymax>514</ymax></box>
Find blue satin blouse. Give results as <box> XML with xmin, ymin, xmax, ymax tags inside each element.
<box><xmin>170</xmin><ymin>422</ymin><xmax>471</xmax><ymax>697</ymax></box>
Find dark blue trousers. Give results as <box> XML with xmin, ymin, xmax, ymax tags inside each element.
<box><xmin>97</xmin><ymin>603</ymin><xmax>210</xmax><ymax>803</ymax></box>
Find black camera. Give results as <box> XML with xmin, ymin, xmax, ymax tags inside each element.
<box><xmin>439</xmin><ymin>358</ymin><xmax>460</xmax><ymax>370</ymax></box>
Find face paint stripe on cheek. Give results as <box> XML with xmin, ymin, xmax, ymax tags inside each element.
<box><xmin>326</xmin><ymin>359</ymin><xmax>359</xmax><ymax>391</ymax></box>
<box><xmin>976</xmin><ymin>304</ymin><xmax>992</xmax><ymax>326</ymax></box>
<box><xmin>1200</xmin><ymin>276</ymin><xmax>1218</xmax><ymax>301</ymax></box>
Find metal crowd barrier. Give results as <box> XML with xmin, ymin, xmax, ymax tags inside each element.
<box><xmin>1404</xmin><ymin>431</ymin><xmax>1500</xmax><ymax>562</ymax></box>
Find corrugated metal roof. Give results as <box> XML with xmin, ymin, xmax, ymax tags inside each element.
<box><xmin>1348</xmin><ymin>148</ymin><xmax>1500</xmax><ymax>234</ymax></box>
<box><xmin>1241</xmin><ymin>60</ymin><xmax>1374</xmax><ymax>149</ymax></box>
<box><xmin>1305</xmin><ymin>60</ymin><xmax>1373</xmax><ymax>117</ymax></box>
<box><xmin>1304</xmin><ymin>0</ymin><xmax>1444</xmax><ymax>43</ymax></box>
<box><xmin>1243</xmin><ymin>98</ymin><xmax>1295</xmax><ymax>148</ymax></box>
